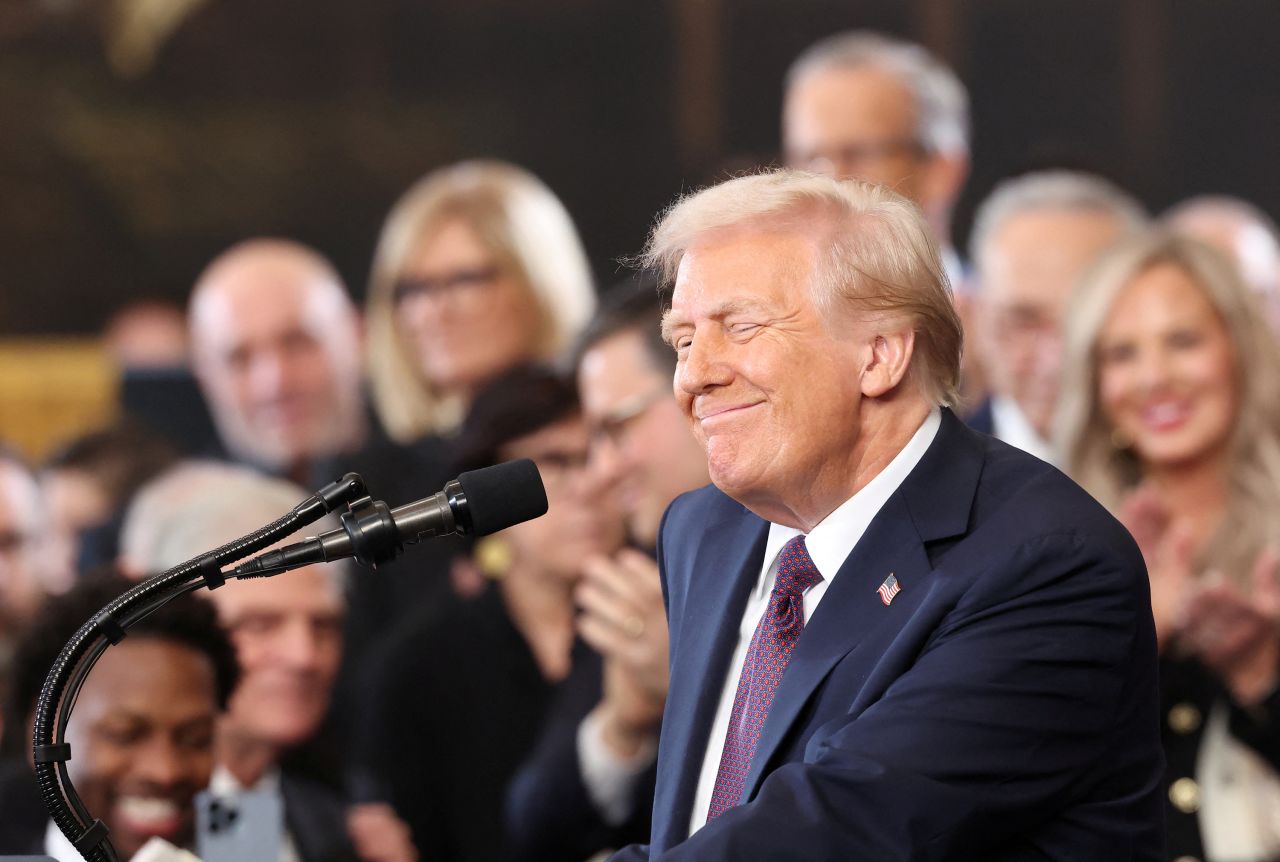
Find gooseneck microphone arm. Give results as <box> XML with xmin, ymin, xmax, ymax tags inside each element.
<box><xmin>32</xmin><ymin>473</ymin><xmax>368</xmax><ymax>862</ymax></box>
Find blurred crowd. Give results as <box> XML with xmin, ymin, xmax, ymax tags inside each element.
<box><xmin>1</xmin><ymin>28</ymin><xmax>1278</xmax><ymax>862</ymax></box>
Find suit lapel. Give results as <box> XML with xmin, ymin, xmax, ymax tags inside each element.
<box><xmin>654</xmin><ymin>503</ymin><xmax>769</xmax><ymax>849</ymax></box>
<box><xmin>740</xmin><ymin>409</ymin><xmax>984</xmax><ymax>801</ymax></box>
<box><xmin>740</xmin><ymin>492</ymin><xmax>933</xmax><ymax>798</ymax></box>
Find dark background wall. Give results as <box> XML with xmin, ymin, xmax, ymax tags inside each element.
<box><xmin>0</xmin><ymin>0</ymin><xmax>1276</xmax><ymax>334</ymax></box>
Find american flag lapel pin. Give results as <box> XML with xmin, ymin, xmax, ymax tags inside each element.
<box><xmin>877</xmin><ymin>573</ymin><xmax>901</xmax><ymax>606</ymax></box>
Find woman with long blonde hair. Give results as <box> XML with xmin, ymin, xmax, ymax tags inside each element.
<box><xmin>1058</xmin><ymin>230</ymin><xmax>1280</xmax><ymax>861</ymax></box>
<box><xmin>366</xmin><ymin>160</ymin><xmax>596</xmax><ymax>444</ymax></box>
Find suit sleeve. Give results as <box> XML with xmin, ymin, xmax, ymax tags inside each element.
<box><xmin>637</xmin><ymin>529</ymin><xmax>1161</xmax><ymax>861</ymax></box>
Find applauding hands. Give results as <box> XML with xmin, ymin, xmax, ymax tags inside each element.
<box><xmin>576</xmin><ymin>549</ymin><xmax>670</xmax><ymax>757</ymax></box>
<box><xmin>1120</xmin><ymin>485</ymin><xmax>1280</xmax><ymax>705</ymax></box>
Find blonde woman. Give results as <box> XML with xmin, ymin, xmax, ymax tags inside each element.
<box><xmin>366</xmin><ymin>160</ymin><xmax>596</xmax><ymax>444</ymax></box>
<box><xmin>1058</xmin><ymin>231</ymin><xmax>1280</xmax><ymax>861</ymax></box>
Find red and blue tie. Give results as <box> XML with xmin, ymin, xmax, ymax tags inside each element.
<box><xmin>706</xmin><ymin>535</ymin><xmax>823</xmax><ymax>820</ymax></box>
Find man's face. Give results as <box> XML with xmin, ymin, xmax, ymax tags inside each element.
<box><xmin>499</xmin><ymin>415</ymin><xmax>626</xmax><ymax>580</ymax></box>
<box><xmin>578</xmin><ymin>330</ymin><xmax>708</xmax><ymax>548</ymax></box>
<box><xmin>206</xmin><ymin>567</ymin><xmax>343</xmax><ymax>751</ymax></box>
<box><xmin>784</xmin><ymin>66</ymin><xmax>933</xmax><ymax>206</ymax></box>
<box><xmin>976</xmin><ymin>209</ymin><xmax>1128</xmax><ymax>438</ymax></box>
<box><xmin>0</xmin><ymin>461</ymin><xmax>51</xmax><ymax>624</ymax></box>
<box><xmin>663</xmin><ymin>226</ymin><xmax>869</xmax><ymax>522</ymax></box>
<box><xmin>65</xmin><ymin>638</ymin><xmax>218</xmax><ymax>858</ymax></box>
<box><xmin>191</xmin><ymin>259</ymin><xmax>363</xmax><ymax>470</ymax></box>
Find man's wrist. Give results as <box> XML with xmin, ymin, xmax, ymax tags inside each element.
<box><xmin>595</xmin><ymin>702</ymin><xmax>660</xmax><ymax>759</ymax></box>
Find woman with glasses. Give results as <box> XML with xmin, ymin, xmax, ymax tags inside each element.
<box><xmin>365</xmin><ymin>160</ymin><xmax>596</xmax><ymax>447</ymax></box>
<box><xmin>1057</xmin><ymin>231</ymin><xmax>1280</xmax><ymax>861</ymax></box>
<box><xmin>353</xmin><ymin>364</ymin><xmax>627</xmax><ymax>861</ymax></box>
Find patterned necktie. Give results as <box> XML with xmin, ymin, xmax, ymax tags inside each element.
<box><xmin>706</xmin><ymin>535</ymin><xmax>823</xmax><ymax>821</ymax></box>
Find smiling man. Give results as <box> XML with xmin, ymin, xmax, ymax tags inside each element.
<box><xmin>0</xmin><ymin>573</ymin><xmax>237</xmax><ymax>860</ymax></box>
<box><xmin>188</xmin><ymin>239</ymin><xmax>367</xmax><ymax>485</ymax></box>
<box><xmin>607</xmin><ymin>170</ymin><xmax>1165</xmax><ymax>861</ymax></box>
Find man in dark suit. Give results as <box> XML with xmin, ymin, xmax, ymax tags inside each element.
<box><xmin>609</xmin><ymin>170</ymin><xmax>1164</xmax><ymax>860</ymax></box>
<box><xmin>963</xmin><ymin>170</ymin><xmax>1146</xmax><ymax>458</ymax></box>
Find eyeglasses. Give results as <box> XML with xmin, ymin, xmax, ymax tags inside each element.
<box><xmin>790</xmin><ymin>139</ymin><xmax>924</xmax><ymax>174</ymax></box>
<box><xmin>391</xmin><ymin>265</ymin><xmax>501</xmax><ymax>305</ymax></box>
<box><xmin>530</xmin><ymin>449</ymin><xmax>592</xmax><ymax>491</ymax></box>
<box><xmin>589</xmin><ymin>388</ymin><xmax>669</xmax><ymax>450</ymax></box>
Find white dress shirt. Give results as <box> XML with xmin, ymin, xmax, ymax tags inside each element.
<box><xmin>990</xmin><ymin>395</ymin><xmax>1054</xmax><ymax>464</ymax></box>
<box><xmin>577</xmin><ymin>704</ymin><xmax>660</xmax><ymax>825</ymax></box>
<box><xmin>687</xmin><ymin>408</ymin><xmax>941</xmax><ymax>836</ymax></box>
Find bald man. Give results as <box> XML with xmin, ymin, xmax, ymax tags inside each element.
<box><xmin>189</xmin><ymin>239</ymin><xmax>367</xmax><ymax>482</ymax></box>
<box><xmin>189</xmin><ymin>240</ymin><xmax>460</xmax><ymax>702</ymax></box>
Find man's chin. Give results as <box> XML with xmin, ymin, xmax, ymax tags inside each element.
<box><xmin>256</xmin><ymin>712</ymin><xmax>327</xmax><ymax>748</ymax></box>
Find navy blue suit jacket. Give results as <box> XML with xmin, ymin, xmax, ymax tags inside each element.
<box><xmin>611</xmin><ymin>410</ymin><xmax>1165</xmax><ymax>861</ymax></box>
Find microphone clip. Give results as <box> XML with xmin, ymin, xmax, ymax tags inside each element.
<box><xmin>340</xmin><ymin>495</ymin><xmax>403</xmax><ymax>569</ymax></box>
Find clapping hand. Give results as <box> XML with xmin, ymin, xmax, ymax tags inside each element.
<box><xmin>1182</xmin><ymin>548</ymin><xmax>1280</xmax><ymax>705</ymax></box>
<box><xmin>347</xmin><ymin>802</ymin><xmax>418</xmax><ymax>862</ymax></box>
<box><xmin>576</xmin><ymin>549</ymin><xmax>669</xmax><ymax>757</ymax></box>
<box><xmin>1118</xmin><ymin>484</ymin><xmax>1197</xmax><ymax>652</ymax></box>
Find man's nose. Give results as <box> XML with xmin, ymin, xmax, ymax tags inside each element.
<box><xmin>676</xmin><ymin>331</ymin><xmax>731</xmax><ymax>396</ymax></box>
<box><xmin>586</xmin><ymin>435</ymin><xmax>626</xmax><ymax>488</ymax></box>
<box><xmin>135</xmin><ymin>736</ymin><xmax>189</xmax><ymax>788</ymax></box>
<box><xmin>247</xmin><ymin>352</ymin><xmax>288</xmax><ymax>397</ymax></box>
<box><xmin>272</xmin><ymin>618</ymin><xmax>325</xmax><ymax>669</ymax></box>
<box><xmin>1031</xmin><ymin>329</ymin><xmax>1064</xmax><ymax>379</ymax></box>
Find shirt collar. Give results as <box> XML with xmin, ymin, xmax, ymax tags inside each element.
<box><xmin>990</xmin><ymin>395</ymin><xmax>1054</xmax><ymax>464</ymax></box>
<box><xmin>210</xmin><ymin>762</ymin><xmax>282</xmax><ymax>795</ymax></box>
<box><xmin>757</xmin><ymin>407</ymin><xmax>942</xmax><ymax>597</ymax></box>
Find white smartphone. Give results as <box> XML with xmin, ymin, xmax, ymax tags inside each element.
<box><xmin>194</xmin><ymin>790</ymin><xmax>283</xmax><ymax>862</ymax></box>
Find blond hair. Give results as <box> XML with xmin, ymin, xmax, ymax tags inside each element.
<box><xmin>366</xmin><ymin>161</ymin><xmax>595</xmax><ymax>442</ymax></box>
<box><xmin>1057</xmin><ymin>231</ymin><xmax>1280</xmax><ymax>583</ymax></box>
<box><xmin>643</xmin><ymin>169</ymin><xmax>962</xmax><ymax>406</ymax></box>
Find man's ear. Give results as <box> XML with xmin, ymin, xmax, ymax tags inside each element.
<box><xmin>860</xmin><ymin>327</ymin><xmax>916</xmax><ymax>398</ymax></box>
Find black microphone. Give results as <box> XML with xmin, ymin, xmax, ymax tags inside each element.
<box><xmin>234</xmin><ymin>459</ymin><xmax>547</xmax><ymax>576</ymax></box>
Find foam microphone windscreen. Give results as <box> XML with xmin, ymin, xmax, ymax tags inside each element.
<box><xmin>457</xmin><ymin>458</ymin><xmax>548</xmax><ymax>536</ymax></box>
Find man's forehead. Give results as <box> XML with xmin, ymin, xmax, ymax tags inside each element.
<box><xmin>79</xmin><ymin>639</ymin><xmax>218</xmax><ymax>710</ymax></box>
<box><xmin>208</xmin><ymin>567</ymin><xmax>344</xmax><ymax>616</ymax></box>
<box><xmin>194</xmin><ymin>266</ymin><xmax>348</xmax><ymax>336</ymax></box>
<box><xmin>788</xmin><ymin>64</ymin><xmax>917</xmax><ymax>136</ymax></box>
<box><xmin>984</xmin><ymin>210</ymin><xmax>1127</xmax><ymax>292</ymax></box>
<box><xmin>581</xmin><ymin>330</ymin><xmax>664</xmax><ymax>392</ymax></box>
<box><xmin>667</xmin><ymin>232</ymin><xmax>815</xmax><ymax>314</ymax></box>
